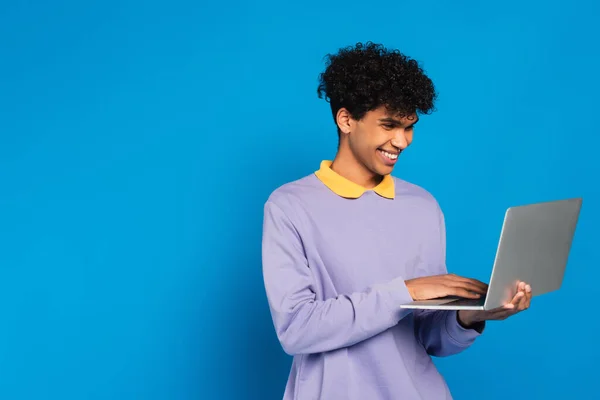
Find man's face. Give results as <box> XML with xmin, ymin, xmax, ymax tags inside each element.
<box><xmin>346</xmin><ymin>107</ymin><xmax>418</xmax><ymax>176</ymax></box>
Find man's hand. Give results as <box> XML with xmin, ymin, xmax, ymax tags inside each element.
<box><xmin>458</xmin><ymin>281</ymin><xmax>532</xmax><ymax>328</ymax></box>
<box><xmin>405</xmin><ymin>274</ymin><xmax>488</xmax><ymax>301</ymax></box>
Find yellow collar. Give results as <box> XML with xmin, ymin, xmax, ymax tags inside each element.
<box><xmin>314</xmin><ymin>160</ymin><xmax>395</xmax><ymax>199</ymax></box>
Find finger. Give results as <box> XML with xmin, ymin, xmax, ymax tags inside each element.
<box><xmin>483</xmin><ymin>291</ymin><xmax>525</xmax><ymax>318</ymax></box>
<box><xmin>445</xmin><ymin>287</ymin><xmax>484</xmax><ymax>299</ymax></box>
<box><xmin>488</xmin><ymin>300</ymin><xmax>519</xmax><ymax>314</ymax></box>
<box><xmin>487</xmin><ymin>304</ymin><xmax>514</xmax><ymax>313</ymax></box>
<box><xmin>446</xmin><ymin>274</ymin><xmax>487</xmax><ymax>287</ymax></box>
<box><xmin>485</xmin><ymin>288</ymin><xmax>524</xmax><ymax>311</ymax></box>
<box><xmin>451</xmin><ymin>275</ymin><xmax>489</xmax><ymax>292</ymax></box>
<box><xmin>486</xmin><ymin>299</ymin><xmax>522</xmax><ymax>319</ymax></box>
<box><xmin>517</xmin><ymin>291</ymin><xmax>528</xmax><ymax>310</ymax></box>
<box><xmin>511</xmin><ymin>290</ymin><xmax>525</xmax><ymax>307</ymax></box>
<box><xmin>524</xmin><ymin>284</ymin><xmax>532</xmax><ymax>309</ymax></box>
<box><xmin>512</xmin><ymin>282</ymin><xmax>532</xmax><ymax>310</ymax></box>
<box><xmin>447</xmin><ymin>279</ymin><xmax>488</xmax><ymax>295</ymax></box>
<box><xmin>485</xmin><ymin>293</ymin><xmax>523</xmax><ymax>314</ymax></box>
<box><xmin>499</xmin><ymin>291</ymin><xmax>526</xmax><ymax>315</ymax></box>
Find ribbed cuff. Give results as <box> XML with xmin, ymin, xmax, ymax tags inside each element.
<box><xmin>444</xmin><ymin>310</ymin><xmax>485</xmax><ymax>346</ymax></box>
<box><xmin>374</xmin><ymin>276</ymin><xmax>414</xmax><ymax>322</ymax></box>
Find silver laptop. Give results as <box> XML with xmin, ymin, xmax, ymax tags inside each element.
<box><xmin>400</xmin><ymin>197</ymin><xmax>583</xmax><ymax>310</ymax></box>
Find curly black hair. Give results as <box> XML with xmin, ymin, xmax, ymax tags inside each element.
<box><xmin>317</xmin><ymin>42</ymin><xmax>437</xmax><ymax>125</ymax></box>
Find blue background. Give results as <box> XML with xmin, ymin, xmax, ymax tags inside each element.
<box><xmin>1</xmin><ymin>0</ymin><xmax>598</xmax><ymax>399</ymax></box>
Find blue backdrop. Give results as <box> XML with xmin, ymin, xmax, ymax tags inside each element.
<box><xmin>1</xmin><ymin>0</ymin><xmax>598</xmax><ymax>399</ymax></box>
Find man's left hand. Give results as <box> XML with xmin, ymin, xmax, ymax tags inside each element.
<box><xmin>458</xmin><ymin>281</ymin><xmax>532</xmax><ymax>328</ymax></box>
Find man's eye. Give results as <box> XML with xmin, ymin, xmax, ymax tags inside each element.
<box><xmin>382</xmin><ymin>124</ymin><xmax>394</xmax><ymax>129</ymax></box>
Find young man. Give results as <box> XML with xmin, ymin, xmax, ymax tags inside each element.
<box><xmin>261</xmin><ymin>42</ymin><xmax>531</xmax><ymax>400</ymax></box>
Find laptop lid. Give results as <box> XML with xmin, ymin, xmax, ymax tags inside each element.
<box><xmin>484</xmin><ymin>197</ymin><xmax>582</xmax><ymax>310</ymax></box>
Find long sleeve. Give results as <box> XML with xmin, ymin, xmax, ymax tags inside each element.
<box><xmin>413</xmin><ymin>309</ymin><xmax>482</xmax><ymax>356</ymax></box>
<box><xmin>413</xmin><ymin>201</ymin><xmax>484</xmax><ymax>357</ymax></box>
<box><xmin>261</xmin><ymin>200</ymin><xmax>414</xmax><ymax>356</ymax></box>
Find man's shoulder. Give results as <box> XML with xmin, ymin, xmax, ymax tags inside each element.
<box><xmin>392</xmin><ymin>176</ymin><xmax>442</xmax><ymax>211</ymax></box>
<box><xmin>264</xmin><ymin>172</ymin><xmax>322</xmax><ymax>210</ymax></box>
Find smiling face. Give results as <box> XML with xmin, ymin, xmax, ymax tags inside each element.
<box><xmin>335</xmin><ymin>106</ymin><xmax>419</xmax><ymax>183</ymax></box>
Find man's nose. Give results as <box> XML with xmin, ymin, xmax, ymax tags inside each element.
<box><xmin>391</xmin><ymin>131</ymin><xmax>408</xmax><ymax>149</ymax></box>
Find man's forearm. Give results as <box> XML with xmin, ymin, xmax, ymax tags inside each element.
<box><xmin>267</xmin><ymin>276</ymin><xmax>414</xmax><ymax>355</ymax></box>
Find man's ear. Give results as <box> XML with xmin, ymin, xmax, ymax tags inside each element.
<box><xmin>336</xmin><ymin>108</ymin><xmax>353</xmax><ymax>136</ymax></box>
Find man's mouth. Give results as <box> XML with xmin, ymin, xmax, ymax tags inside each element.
<box><xmin>378</xmin><ymin>149</ymin><xmax>399</xmax><ymax>161</ymax></box>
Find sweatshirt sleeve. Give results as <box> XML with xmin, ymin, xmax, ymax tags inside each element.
<box><xmin>413</xmin><ymin>309</ymin><xmax>483</xmax><ymax>356</ymax></box>
<box><xmin>261</xmin><ymin>200</ymin><xmax>414</xmax><ymax>356</ymax></box>
<box><xmin>413</xmin><ymin>200</ymin><xmax>484</xmax><ymax>357</ymax></box>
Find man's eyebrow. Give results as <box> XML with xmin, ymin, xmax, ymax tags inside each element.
<box><xmin>378</xmin><ymin>117</ymin><xmax>420</xmax><ymax>126</ymax></box>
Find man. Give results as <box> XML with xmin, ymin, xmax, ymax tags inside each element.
<box><xmin>261</xmin><ymin>42</ymin><xmax>531</xmax><ymax>400</ymax></box>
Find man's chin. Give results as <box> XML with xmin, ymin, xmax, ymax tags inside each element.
<box><xmin>374</xmin><ymin>164</ymin><xmax>395</xmax><ymax>176</ymax></box>
<box><xmin>377</xmin><ymin>158</ymin><xmax>397</xmax><ymax>173</ymax></box>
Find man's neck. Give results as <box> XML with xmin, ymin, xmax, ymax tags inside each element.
<box><xmin>330</xmin><ymin>148</ymin><xmax>383</xmax><ymax>189</ymax></box>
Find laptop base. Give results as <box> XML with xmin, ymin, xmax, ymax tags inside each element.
<box><xmin>400</xmin><ymin>296</ymin><xmax>486</xmax><ymax>310</ymax></box>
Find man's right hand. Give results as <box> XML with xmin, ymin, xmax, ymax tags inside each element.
<box><xmin>405</xmin><ymin>274</ymin><xmax>488</xmax><ymax>301</ymax></box>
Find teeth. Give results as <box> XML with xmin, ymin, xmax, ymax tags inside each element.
<box><xmin>380</xmin><ymin>150</ymin><xmax>398</xmax><ymax>160</ymax></box>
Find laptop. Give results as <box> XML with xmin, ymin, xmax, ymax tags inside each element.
<box><xmin>400</xmin><ymin>197</ymin><xmax>583</xmax><ymax>310</ymax></box>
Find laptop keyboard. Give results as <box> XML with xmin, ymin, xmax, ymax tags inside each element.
<box><xmin>442</xmin><ymin>296</ymin><xmax>486</xmax><ymax>307</ymax></box>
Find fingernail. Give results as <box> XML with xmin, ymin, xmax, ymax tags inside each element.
<box><xmin>526</xmin><ymin>285</ymin><xmax>531</xmax><ymax>292</ymax></box>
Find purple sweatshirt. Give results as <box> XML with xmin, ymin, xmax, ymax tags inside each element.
<box><xmin>261</xmin><ymin>161</ymin><xmax>483</xmax><ymax>400</ymax></box>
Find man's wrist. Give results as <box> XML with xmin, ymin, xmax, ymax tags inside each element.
<box><xmin>404</xmin><ymin>280</ymin><xmax>415</xmax><ymax>300</ymax></box>
<box><xmin>457</xmin><ymin>311</ymin><xmax>485</xmax><ymax>333</ymax></box>
<box><xmin>457</xmin><ymin>310</ymin><xmax>475</xmax><ymax>327</ymax></box>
